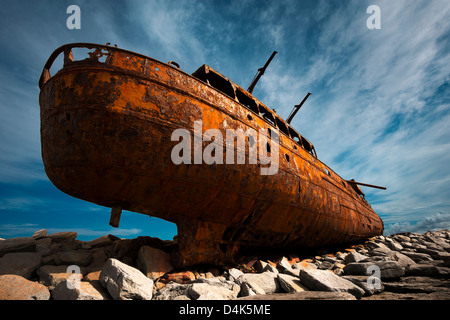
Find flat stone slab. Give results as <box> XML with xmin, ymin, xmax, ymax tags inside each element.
<box><xmin>0</xmin><ymin>237</ymin><xmax>36</xmax><ymax>257</ymax></box>
<box><xmin>236</xmin><ymin>291</ymin><xmax>357</xmax><ymax>300</ymax></box>
<box><xmin>277</xmin><ymin>273</ymin><xmax>308</xmax><ymax>293</ymax></box>
<box><xmin>300</xmin><ymin>268</ymin><xmax>365</xmax><ymax>298</ymax></box>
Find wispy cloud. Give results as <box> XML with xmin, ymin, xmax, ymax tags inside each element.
<box><xmin>255</xmin><ymin>0</ymin><xmax>450</xmax><ymax>228</ymax></box>
<box><xmin>0</xmin><ymin>197</ymin><xmax>44</xmax><ymax>211</ymax></box>
<box><xmin>0</xmin><ymin>223</ymin><xmax>39</xmax><ymax>237</ymax></box>
<box><xmin>0</xmin><ymin>223</ymin><xmax>141</xmax><ymax>238</ymax></box>
<box><xmin>45</xmin><ymin>227</ymin><xmax>142</xmax><ymax>237</ymax></box>
<box><xmin>0</xmin><ymin>0</ymin><xmax>449</xmax><ymax>241</ymax></box>
<box><xmin>384</xmin><ymin>212</ymin><xmax>450</xmax><ymax>235</ymax></box>
<box><xmin>124</xmin><ymin>0</ymin><xmax>208</xmax><ymax>70</ymax></box>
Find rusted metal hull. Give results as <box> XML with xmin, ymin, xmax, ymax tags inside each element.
<box><xmin>39</xmin><ymin>43</ymin><xmax>383</xmax><ymax>267</ymax></box>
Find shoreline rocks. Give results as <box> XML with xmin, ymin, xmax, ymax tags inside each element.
<box><xmin>0</xmin><ymin>229</ymin><xmax>449</xmax><ymax>300</ymax></box>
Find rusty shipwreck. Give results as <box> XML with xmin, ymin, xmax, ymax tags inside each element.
<box><xmin>38</xmin><ymin>43</ymin><xmax>384</xmax><ymax>267</ymax></box>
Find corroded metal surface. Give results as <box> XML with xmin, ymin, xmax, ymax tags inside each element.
<box><xmin>39</xmin><ymin>43</ymin><xmax>384</xmax><ymax>267</ymax></box>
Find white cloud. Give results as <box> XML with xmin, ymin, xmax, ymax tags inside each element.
<box><xmin>384</xmin><ymin>212</ymin><xmax>450</xmax><ymax>235</ymax></box>
<box><xmin>0</xmin><ymin>197</ymin><xmax>44</xmax><ymax>211</ymax></box>
<box><xmin>125</xmin><ymin>0</ymin><xmax>207</xmax><ymax>68</ymax></box>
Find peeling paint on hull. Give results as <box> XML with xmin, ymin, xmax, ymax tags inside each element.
<box><xmin>39</xmin><ymin>43</ymin><xmax>383</xmax><ymax>267</ymax></box>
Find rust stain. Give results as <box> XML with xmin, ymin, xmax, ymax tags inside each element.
<box><xmin>39</xmin><ymin>43</ymin><xmax>384</xmax><ymax>267</ymax></box>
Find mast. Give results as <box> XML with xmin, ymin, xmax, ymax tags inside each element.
<box><xmin>286</xmin><ymin>92</ymin><xmax>311</xmax><ymax>124</ymax></box>
<box><xmin>247</xmin><ymin>51</ymin><xmax>277</xmax><ymax>94</ymax></box>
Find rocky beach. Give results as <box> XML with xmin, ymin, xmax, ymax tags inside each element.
<box><xmin>0</xmin><ymin>229</ymin><xmax>449</xmax><ymax>300</ymax></box>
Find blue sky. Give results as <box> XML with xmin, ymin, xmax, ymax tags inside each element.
<box><xmin>0</xmin><ymin>0</ymin><xmax>449</xmax><ymax>240</ymax></box>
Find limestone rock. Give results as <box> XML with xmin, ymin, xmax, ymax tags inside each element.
<box><xmin>137</xmin><ymin>246</ymin><xmax>174</xmax><ymax>280</ymax></box>
<box><xmin>83</xmin><ymin>235</ymin><xmax>117</xmax><ymax>249</ymax></box>
<box><xmin>164</xmin><ymin>271</ymin><xmax>196</xmax><ymax>284</ymax></box>
<box><xmin>277</xmin><ymin>273</ymin><xmax>308</xmax><ymax>293</ymax></box>
<box><xmin>37</xmin><ymin>265</ymin><xmax>83</xmax><ymax>289</ymax></box>
<box><xmin>236</xmin><ymin>291</ymin><xmax>357</xmax><ymax>300</ymax></box>
<box><xmin>344</xmin><ymin>261</ymin><xmax>405</xmax><ymax>279</ymax></box>
<box><xmin>318</xmin><ymin>261</ymin><xmax>334</xmax><ymax>270</ymax></box>
<box><xmin>405</xmin><ymin>264</ymin><xmax>450</xmax><ymax>277</ymax></box>
<box><xmin>344</xmin><ymin>251</ymin><xmax>369</xmax><ymax>264</ymax></box>
<box><xmin>35</xmin><ymin>238</ymin><xmax>52</xmax><ymax>255</ymax></box>
<box><xmin>254</xmin><ymin>260</ymin><xmax>268</xmax><ymax>272</ymax></box>
<box><xmin>0</xmin><ymin>252</ymin><xmax>42</xmax><ymax>279</ymax></box>
<box><xmin>57</xmin><ymin>250</ymin><xmax>92</xmax><ymax>266</ymax></box>
<box><xmin>382</xmin><ymin>281</ymin><xmax>450</xmax><ymax>294</ymax></box>
<box><xmin>52</xmin><ymin>280</ymin><xmax>111</xmax><ymax>300</ymax></box>
<box><xmin>113</xmin><ymin>236</ymin><xmax>165</xmax><ymax>265</ymax></box>
<box><xmin>262</xmin><ymin>263</ymin><xmax>279</xmax><ymax>274</ymax></box>
<box><xmin>362</xmin><ymin>291</ymin><xmax>450</xmax><ymax>300</ymax></box>
<box><xmin>84</xmin><ymin>270</ymin><xmax>101</xmax><ymax>281</ymax></box>
<box><xmin>277</xmin><ymin>257</ymin><xmax>294</xmax><ymax>274</ymax></box>
<box><xmin>240</xmin><ymin>280</ymin><xmax>264</xmax><ymax>296</ymax></box>
<box><xmin>441</xmin><ymin>252</ymin><xmax>450</xmax><ymax>267</ymax></box>
<box><xmin>342</xmin><ymin>275</ymin><xmax>384</xmax><ymax>295</ymax></box>
<box><xmin>392</xmin><ymin>234</ymin><xmax>411</xmax><ymax>243</ymax></box>
<box><xmin>187</xmin><ymin>278</ymin><xmax>240</xmax><ymax>300</ymax></box>
<box><xmin>153</xmin><ymin>282</ymin><xmax>190</xmax><ymax>300</ymax></box>
<box><xmin>292</xmin><ymin>260</ymin><xmax>317</xmax><ymax>271</ymax></box>
<box><xmin>278</xmin><ymin>258</ymin><xmax>300</xmax><ymax>276</ymax></box>
<box><xmin>100</xmin><ymin>258</ymin><xmax>153</xmax><ymax>300</ymax></box>
<box><xmin>378</xmin><ymin>261</ymin><xmax>406</xmax><ymax>279</ymax></box>
<box><xmin>423</xmin><ymin>233</ymin><xmax>450</xmax><ymax>251</ymax></box>
<box><xmin>369</xmin><ymin>247</ymin><xmax>395</xmax><ymax>258</ymax></box>
<box><xmin>226</xmin><ymin>268</ymin><xmax>244</xmax><ymax>283</ymax></box>
<box><xmin>300</xmin><ymin>269</ymin><xmax>365</xmax><ymax>298</ymax></box>
<box><xmin>0</xmin><ymin>237</ymin><xmax>36</xmax><ymax>257</ymax></box>
<box><xmin>47</xmin><ymin>240</ymin><xmax>82</xmax><ymax>255</ymax></box>
<box><xmin>365</xmin><ymin>241</ymin><xmax>390</xmax><ymax>251</ymax></box>
<box><xmin>32</xmin><ymin>229</ymin><xmax>47</xmax><ymax>240</ymax></box>
<box><xmin>238</xmin><ymin>271</ymin><xmax>281</xmax><ymax>296</ymax></box>
<box><xmin>415</xmin><ymin>247</ymin><xmax>445</xmax><ymax>259</ymax></box>
<box><xmin>47</xmin><ymin>232</ymin><xmax>78</xmax><ymax>242</ymax></box>
<box><xmin>400</xmin><ymin>251</ymin><xmax>434</xmax><ymax>262</ymax></box>
<box><xmin>89</xmin><ymin>245</ymin><xmax>113</xmax><ymax>267</ymax></box>
<box><xmin>393</xmin><ymin>251</ymin><xmax>416</xmax><ymax>268</ymax></box>
<box><xmin>385</xmin><ymin>238</ymin><xmax>404</xmax><ymax>251</ymax></box>
<box><xmin>0</xmin><ymin>274</ymin><xmax>50</xmax><ymax>300</ymax></box>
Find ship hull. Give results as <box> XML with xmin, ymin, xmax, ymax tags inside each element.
<box><xmin>39</xmin><ymin>43</ymin><xmax>383</xmax><ymax>266</ymax></box>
